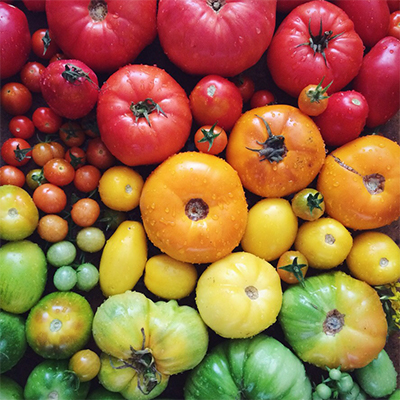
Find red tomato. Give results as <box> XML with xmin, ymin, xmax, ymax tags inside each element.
<box><xmin>97</xmin><ymin>64</ymin><xmax>192</xmax><ymax>166</ymax></box>
<box><xmin>250</xmin><ymin>90</ymin><xmax>276</xmax><ymax>109</ymax></box>
<box><xmin>387</xmin><ymin>0</ymin><xmax>400</xmax><ymax>12</ymax></box>
<box><xmin>0</xmin><ymin>2</ymin><xmax>31</xmax><ymax>79</ymax></box>
<box><xmin>31</xmin><ymin>29</ymin><xmax>60</xmax><ymax>60</ymax></box>
<box><xmin>389</xmin><ymin>11</ymin><xmax>400</xmax><ymax>39</ymax></box>
<box><xmin>1</xmin><ymin>138</ymin><xmax>32</xmax><ymax>167</ymax></box>
<box><xmin>267</xmin><ymin>1</ymin><xmax>364</xmax><ymax>97</ymax></box>
<box><xmin>313</xmin><ymin>91</ymin><xmax>369</xmax><ymax>147</ymax></box>
<box><xmin>22</xmin><ymin>0</ymin><xmax>46</xmax><ymax>12</ymax></box>
<box><xmin>232</xmin><ymin>74</ymin><xmax>255</xmax><ymax>103</ymax></box>
<box><xmin>194</xmin><ymin>123</ymin><xmax>228</xmax><ymax>155</ymax></box>
<box><xmin>32</xmin><ymin>142</ymin><xmax>56</xmax><ymax>167</ymax></box>
<box><xmin>276</xmin><ymin>0</ymin><xmax>309</xmax><ymax>13</ymax></box>
<box><xmin>190</xmin><ymin>75</ymin><xmax>243</xmax><ymax>131</ymax></box>
<box><xmin>40</xmin><ymin>60</ymin><xmax>99</xmax><ymax>120</ymax></box>
<box><xmin>32</xmin><ymin>107</ymin><xmax>63</xmax><ymax>134</ymax></box>
<box><xmin>73</xmin><ymin>165</ymin><xmax>101</xmax><ymax>193</ymax></box>
<box><xmin>20</xmin><ymin>61</ymin><xmax>46</xmax><ymax>93</ymax></box>
<box><xmin>58</xmin><ymin>121</ymin><xmax>86</xmax><ymax>148</ymax></box>
<box><xmin>45</xmin><ymin>0</ymin><xmax>157</xmax><ymax>73</ymax></box>
<box><xmin>0</xmin><ymin>165</ymin><xmax>25</xmax><ymax>187</ymax></box>
<box><xmin>157</xmin><ymin>0</ymin><xmax>277</xmax><ymax>77</ymax></box>
<box><xmin>85</xmin><ymin>137</ymin><xmax>115</xmax><ymax>170</ymax></box>
<box><xmin>9</xmin><ymin>116</ymin><xmax>35</xmax><ymax>139</ymax></box>
<box><xmin>352</xmin><ymin>36</ymin><xmax>400</xmax><ymax>127</ymax></box>
<box><xmin>65</xmin><ymin>147</ymin><xmax>86</xmax><ymax>169</ymax></box>
<box><xmin>43</xmin><ymin>158</ymin><xmax>75</xmax><ymax>187</ymax></box>
<box><xmin>33</xmin><ymin>183</ymin><xmax>67</xmax><ymax>214</ymax></box>
<box><xmin>1</xmin><ymin>82</ymin><xmax>32</xmax><ymax>115</ymax></box>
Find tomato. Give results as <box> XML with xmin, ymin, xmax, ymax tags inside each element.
<box><xmin>71</xmin><ymin>198</ymin><xmax>100</xmax><ymax>227</ymax></box>
<box><xmin>79</xmin><ymin>109</ymin><xmax>100</xmax><ymax>138</ymax></box>
<box><xmin>75</xmin><ymin>262</ymin><xmax>99</xmax><ymax>291</ymax></box>
<box><xmin>144</xmin><ymin>254</ymin><xmax>198</xmax><ymax>300</ymax></box>
<box><xmin>389</xmin><ymin>10</ymin><xmax>400</xmax><ymax>39</ymax></box>
<box><xmin>76</xmin><ymin>226</ymin><xmax>105</xmax><ymax>253</ymax></box>
<box><xmin>140</xmin><ymin>152</ymin><xmax>248</xmax><ymax>264</ymax></box>
<box><xmin>31</xmin><ymin>28</ymin><xmax>60</xmax><ymax>60</ymax></box>
<box><xmin>313</xmin><ymin>90</ymin><xmax>369</xmax><ymax>147</ymax></box>
<box><xmin>266</xmin><ymin>1</ymin><xmax>364</xmax><ymax>97</ymax></box>
<box><xmin>46</xmin><ymin>0</ymin><xmax>157</xmax><ymax>73</ymax></box>
<box><xmin>0</xmin><ymin>2</ymin><xmax>31</xmax><ymax>79</ymax></box>
<box><xmin>157</xmin><ymin>0</ymin><xmax>277</xmax><ymax>77</ymax></box>
<box><xmin>92</xmin><ymin>291</ymin><xmax>208</xmax><ymax>397</ymax></box>
<box><xmin>241</xmin><ymin>198</ymin><xmax>298</xmax><ymax>262</ymax></box>
<box><xmin>1</xmin><ymin>82</ymin><xmax>32</xmax><ymax>115</ymax></box>
<box><xmin>194</xmin><ymin>123</ymin><xmax>228</xmax><ymax>155</ymax></box>
<box><xmin>59</xmin><ymin>122</ymin><xmax>86</xmax><ymax>148</ymax></box>
<box><xmin>99</xmin><ymin>221</ymin><xmax>147</xmax><ymax>297</ymax></box>
<box><xmin>65</xmin><ymin>146</ymin><xmax>86</xmax><ymax>169</ymax></box>
<box><xmin>250</xmin><ymin>89</ymin><xmax>276</xmax><ymax>108</ymax></box>
<box><xmin>0</xmin><ymin>185</ymin><xmax>39</xmax><ymax>241</ymax></box>
<box><xmin>276</xmin><ymin>250</ymin><xmax>309</xmax><ymax>285</ymax></box>
<box><xmin>189</xmin><ymin>75</ymin><xmax>243</xmax><ymax>131</ymax></box>
<box><xmin>85</xmin><ymin>137</ymin><xmax>116</xmax><ymax>169</ymax></box>
<box><xmin>32</xmin><ymin>142</ymin><xmax>55</xmax><ymax>167</ymax></box>
<box><xmin>232</xmin><ymin>74</ymin><xmax>255</xmax><ymax>103</ymax></box>
<box><xmin>196</xmin><ymin>252</ymin><xmax>282</xmax><ymax>339</ymax></box>
<box><xmin>54</xmin><ymin>266</ymin><xmax>78</xmax><ymax>292</ymax></box>
<box><xmin>32</xmin><ymin>106</ymin><xmax>63</xmax><ymax>134</ymax></box>
<box><xmin>26</xmin><ymin>291</ymin><xmax>94</xmax><ymax>359</ymax></box>
<box><xmin>317</xmin><ymin>135</ymin><xmax>400</xmax><ymax>230</ymax></box>
<box><xmin>297</xmin><ymin>77</ymin><xmax>332</xmax><ymax>117</ymax></box>
<box><xmin>22</xmin><ymin>0</ymin><xmax>46</xmax><ymax>12</ymax></box>
<box><xmin>352</xmin><ymin>36</ymin><xmax>400</xmax><ymax>128</ymax></box>
<box><xmin>184</xmin><ymin>334</ymin><xmax>312</xmax><ymax>399</ymax></box>
<box><xmin>33</xmin><ymin>183</ymin><xmax>67</xmax><ymax>214</ymax></box>
<box><xmin>333</xmin><ymin>0</ymin><xmax>390</xmax><ymax>48</ymax></box>
<box><xmin>279</xmin><ymin>271</ymin><xmax>388</xmax><ymax>370</ymax></box>
<box><xmin>346</xmin><ymin>231</ymin><xmax>400</xmax><ymax>285</ymax></box>
<box><xmin>0</xmin><ymin>240</ymin><xmax>47</xmax><ymax>314</ymax></box>
<box><xmin>0</xmin><ymin>165</ymin><xmax>25</xmax><ymax>187</ymax></box>
<box><xmin>1</xmin><ymin>137</ymin><xmax>32</xmax><ymax>167</ymax></box>
<box><xmin>0</xmin><ymin>376</ymin><xmax>24</xmax><ymax>400</ymax></box>
<box><xmin>48</xmin><ymin>141</ymin><xmax>66</xmax><ymax>158</ymax></box>
<box><xmin>43</xmin><ymin>157</ymin><xmax>76</xmax><ymax>186</ymax></box>
<box><xmin>46</xmin><ymin>240</ymin><xmax>77</xmax><ymax>267</ymax></box>
<box><xmin>291</xmin><ymin>187</ymin><xmax>325</xmax><ymax>221</ymax></box>
<box><xmin>26</xmin><ymin>168</ymin><xmax>46</xmax><ymax>190</ymax></box>
<box><xmin>97</xmin><ymin>64</ymin><xmax>192</xmax><ymax>166</ymax></box>
<box><xmin>41</xmin><ymin>60</ymin><xmax>99</xmax><ymax>119</ymax></box>
<box><xmin>226</xmin><ymin>105</ymin><xmax>326</xmax><ymax>198</ymax></box>
<box><xmin>73</xmin><ymin>164</ymin><xmax>101</xmax><ymax>193</ymax></box>
<box><xmin>69</xmin><ymin>349</ymin><xmax>101</xmax><ymax>382</ymax></box>
<box><xmin>98</xmin><ymin>166</ymin><xmax>144</xmax><ymax>212</ymax></box>
<box><xmin>20</xmin><ymin>61</ymin><xmax>46</xmax><ymax>93</ymax></box>
<box><xmin>8</xmin><ymin>115</ymin><xmax>35</xmax><ymax>139</ymax></box>
<box><xmin>37</xmin><ymin>214</ymin><xmax>69</xmax><ymax>243</ymax></box>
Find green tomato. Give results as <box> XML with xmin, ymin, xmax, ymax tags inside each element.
<box><xmin>47</xmin><ymin>240</ymin><xmax>77</xmax><ymax>267</ymax></box>
<box><xmin>389</xmin><ymin>389</ymin><xmax>400</xmax><ymax>400</ymax></box>
<box><xmin>184</xmin><ymin>334</ymin><xmax>312</xmax><ymax>400</ymax></box>
<box><xmin>337</xmin><ymin>373</ymin><xmax>355</xmax><ymax>394</ymax></box>
<box><xmin>87</xmin><ymin>385</ymin><xmax>125</xmax><ymax>399</ymax></box>
<box><xmin>53</xmin><ymin>266</ymin><xmax>77</xmax><ymax>291</ymax></box>
<box><xmin>76</xmin><ymin>262</ymin><xmax>99</xmax><ymax>291</ymax></box>
<box><xmin>328</xmin><ymin>368</ymin><xmax>342</xmax><ymax>381</ymax></box>
<box><xmin>76</xmin><ymin>227</ymin><xmax>105</xmax><ymax>253</ymax></box>
<box><xmin>0</xmin><ymin>375</ymin><xmax>24</xmax><ymax>400</ymax></box>
<box><xmin>339</xmin><ymin>382</ymin><xmax>360</xmax><ymax>400</ymax></box>
<box><xmin>315</xmin><ymin>383</ymin><xmax>332</xmax><ymax>400</ymax></box>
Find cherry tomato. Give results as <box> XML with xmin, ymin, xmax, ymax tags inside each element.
<box><xmin>49</xmin><ymin>52</ymin><xmax>67</xmax><ymax>64</ymax></box>
<box><xmin>43</xmin><ymin>158</ymin><xmax>75</xmax><ymax>186</ymax></box>
<box><xmin>0</xmin><ymin>165</ymin><xmax>25</xmax><ymax>187</ymax></box>
<box><xmin>76</xmin><ymin>227</ymin><xmax>105</xmax><ymax>253</ymax></box>
<box><xmin>33</xmin><ymin>183</ymin><xmax>67</xmax><ymax>214</ymax></box>
<box><xmin>276</xmin><ymin>250</ymin><xmax>309</xmax><ymax>285</ymax></box>
<box><xmin>250</xmin><ymin>89</ymin><xmax>275</xmax><ymax>109</ymax></box>
<box><xmin>31</xmin><ymin>29</ymin><xmax>60</xmax><ymax>60</ymax></box>
<box><xmin>85</xmin><ymin>137</ymin><xmax>115</xmax><ymax>170</ymax></box>
<box><xmin>73</xmin><ymin>165</ymin><xmax>101</xmax><ymax>193</ymax></box>
<box><xmin>37</xmin><ymin>214</ymin><xmax>69</xmax><ymax>243</ymax></box>
<box><xmin>232</xmin><ymin>74</ymin><xmax>255</xmax><ymax>103</ymax></box>
<box><xmin>69</xmin><ymin>349</ymin><xmax>101</xmax><ymax>382</ymax></box>
<box><xmin>65</xmin><ymin>146</ymin><xmax>86</xmax><ymax>169</ymax></box>
<box><xmin>1</xmin><ymin>82</ymin><xmax>32</xmax><ymax>115</ymax></box>
<box><xmin>79</xmin><ymin>109</ymin><xmax>99</xmax><ymax>138</ymax></box>
<box><xmin>32</xmin><ymin>107</ymin><xmax>63</xmax><ymax>134</ymax></box>
<box><xmin>48</xmin><ymin>141</ymin><xmax>65</xmax><ymax>159</ymax></box>
<box><xmin>291</xmin><ymin>188</ymin><xmax>325</xmax><ymax>221</ymax></box>
<box><xmin>32</xmin><ymin>142</ymin><xmax>55</xmax><ymax>167</ymax></box>
<box><xmin>194</xmin><ymin>123</ymin><xmax>228</xmax><ymax>155</ymax></box>
<box><xmin>8</xmin><ymin>115</ymin><xmax>35</xmax><ymax>139</ymax></box>
<box><xmin>388</xmin><ymin>10</ymin><xmax>400</xmax><ymax>39</ymax></box>
<box><xmin>71</xmin><ymin>198</ymin><xmax>100</xmax><ymax>227</ymax></box>
<box><xmin>20</xmin><ymin>61</ymin><xmax>46</xmax><ymax>93</ymax></box>
<box><xmin>58</xmin><ymin>121</ymin><xmax>86</xmax><ymax>147</ymax></box>
<box><xmin>1</xmin><ymin>137</ymin><xmax>32</xmax><ymax>167</ymax></box>
<box><xmin>298</xmin><ymin>78</ymin><xmax>332</xmax><ymax>117</ymax></box>
<box><xmin>25</xmin><ymin>168</ymin><xmax>46</xmax><ymax>190</ymax></box>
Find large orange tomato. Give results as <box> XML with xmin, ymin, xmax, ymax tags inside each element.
<box><xmin>139</xmin><ymin>152</ymin><xmax>248</xmax><ymax>264</ymax></box>
<box><xmin>226</xmin><ymin>105</ymin><xmax>326</xmax><ymax>198</ymax></box>
<box><xmin>317</xmin><ymin>135</ymin><xmax>400</xmax><ymax>230</ymax></box>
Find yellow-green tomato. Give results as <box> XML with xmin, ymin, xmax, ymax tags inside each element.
<box><xmin>291</xmin><ymin>188</ymin><xmax>325</xmax><ymax>221</ymax></box>
<box><xmin>241</xmin><ymin>198</ymin><xmax>298</xmax><ymax>262</ymax></box>
<box><xmin>76</xmin><ymin>227</ymin><xmax>106</xmax><ymax>253</ymax></box>
<box><xmin>195</xmin><ymin>251</ymin><xmax>282</xmax><ymax>339</ymax></box>
<box><xmin>99</xmin><ymin>221</ymin><xmax>147</xmax><ymax>297</ymax></box>
<box><xmin>295</xmin><ymin>217</ymin><xmax>353</xmax><ymax>270</ymax></box>
<box><xmin>144</xmin><ymin>254</ymin><xmax>198</xmax><ymax>300</ymax></box>
<box><xmin>346</xmin><ymin>231</ymin><xmax>400</xmax><ymax>285</ymax></box>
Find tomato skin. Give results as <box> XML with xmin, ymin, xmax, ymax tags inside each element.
<box><xmin>85</xmin><ymin>137</ymin><xmax>116</xmax><ymax>170</ymax></box>
<box><xmin>59</xmin><ymin>121</ymin><xmax>86</xmax><ymax>147</ymax></box>
<box><xmin>37</xmin><ymin>214</ymin><xmax>69</xmax><ymax>243</ymax></box>
<box><xmin>277</xmin><ymin>250</ymin><xmax>309</xmax><ymax>285</ymax></box>
<box><xmin>194</xmin><ymin>124</ymin><xmax>228</xmax><ymax>155</ymax></box>
<box><xmin>317</xmin><ymin>135</ymin><xmax>400</xmax><ymax>230</ymax></box>
<box><xmin>8</xmin><ymin>115</ymin><xmax>35</xmax><ymax>139</ymax></box>
<box><xmin>232</xmin><ymin>74</ymin><xmax>255</xmax><ymax>103</ymax></box>
<box><xmin>43</xmin><ymin>157</ymin><xmax>76</xmax><ymax>186</ymax></box>
<box><xmin>33</xmin><ymin>183</ymin><xmax>67</xmax><ymax>214</ymax></box>
<box><xmin>97</xmin><ymin>64</ymin><xmax>192</xmax><ymax>166</ymax></box>
<box><xmin>71</xmin><ymin>198</ymin><xmax>100</xmax><ymax>227</ymax></box>
<box><xmin>0</xmin><ymin>165</ymin><xmax>25</xmax><ymax>187</ymax></box>
<box><xmin>0</xmin><ymin>2</ymin><xmax>31</xmax><ymax>79</ymax></box>
<box><xmin>20</xmin><ymin>61</ymin><xmax>46</xmax><ymax>93</ymax></box>
<box><xmin>32</xmin><ymin>106</ymin><xmax>63</xmax><ymax>134</ymax></box>
<box><xmin>250</xmin><ymin>89</ymin><xmax>276</xmax><ymax>108</ymax></box>
<box><xmin>1</xmin><ymin>137</ymin><xmax>32</xmax><ymax>167</ymax></box>
<box><xmin>1</xmin><ymin>82</ymin><xmax>32</xmax><ymax>115</ymax></box>
<box><xmin>279</xmin><ymin>271</ymin><xmax>388</xmax><ymax>370</ymax></box>
<box><xmin>157</xmin><ymin>0</ymin><xmax>277</xmax><ymax>77</ymax></box>
<box><xmin>69</xmin><ymin>349</ymin><xmax>101</xmax><ymax>382</ymax></box>
<box><xmin>31</xmin><ymin>28</ymin><xmax>60</xmax><ymax>60</ymax></box>
<box><xmin>267</xmin><ymin>1</ymin><xmax>364</xmax><ymax>97</ymax></box>
<box><xmin>45</xmin><ymin>0</ymin><xmax>157</xmax><ymax>73</ymax></box>
<box><xmin>388</xmin><ymin>11</ymin><xmax>400</xmax><ymax>39</ymax></box>
<box><xmin>352</xmin><ymin>36</ymin><xmax>400</xmax><ymax>128</ymax></box>
<box><xmin>73</xmin><ymin>164</ymin><xmax>101</xmax><ymax>193</ymax></box>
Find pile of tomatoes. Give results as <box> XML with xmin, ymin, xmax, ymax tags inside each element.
<box><xmin>1</xmin><ymin>0</ymin><xmax>400</xmax><ymax>399</ymax></box>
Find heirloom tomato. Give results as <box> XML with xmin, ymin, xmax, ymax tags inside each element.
<box><xmin>45</xmin><ymin>0</ymin><xmax>157</xmax><ymax>73</ymax></box>
<box><xmin>92</xmin><ymin>291</ymin><xmax>208</xmax><ymax>397</ymax></box>
<box><xmin>26</xmin><ymin>291</ymin><xmax>94</xmax><ymax>359</ymax></box>
<box><xmin>97</xmin><ymin>64</ymin><xmax>192</xmax><ymax>166</ymax></box>
<box><xmin>226</xmin><ymin>105</ymin><xmax>326</xmax><ymax>198</ymax></box>
<box><xmin>279</xmin><ymin>271</ymin><xmax>388</xmax><ymax>370</ymax></box>
<box><xmin>157</xmin><ymin>0</ymin><xmax>277</xmax><ymax>77</ymax></box>
<box><xmin>184</xmin><ymin>335</ymin><xmax>312</xmax><ymax>400</ymax></box>
<box><xmin>317</xmin><ymin>135</ymin><xmax>400</xmax><ymax>230</ymax></box>
<box><xmin>266</xmin><ymin>1</ymin><xmax>364</xmax><ymax>97</ymax></box>
<box><xmin>195</xmin><ymin>252</ymin><xmax>282</xmax><ymax>339</ymax></box>
<box><xmin>69</xmin><ymin>349</ymin><xmax>101</xmax><ymax>382</ymax></box>
<box><xmin>140</xmin><ymin>152</ymin><xmax>248</xmax><ymax>264</ymax></box>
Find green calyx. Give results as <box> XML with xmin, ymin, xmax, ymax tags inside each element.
<box><xmin>306</xmin><ymin>191</ymin><xmax>324</xmax><ymax>213</ymax></box>
<box><xmin>197</xmin><ymin>122</ymin><xmax>222</xmax><ymax>151</ymax></box>
<box><xmin>279</xmin><ymin>257</ymin><xmax>307</xmax><ymax>286</ymax></box>
<box><xmin>130</xmin><ymin>98</ymin><xmax>167</xmax><ymax>127</ymax></box>
<box><xmin>61</xmin><ymin>63</ymin><xmax>98</xmax><ymax>87</ymax></box>
<box><xmin>306</xmin><ymin>77</ymin><xmax>333</xmax><ymax>103</ymax></box>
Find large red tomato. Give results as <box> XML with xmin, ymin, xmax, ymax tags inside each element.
<box><xmin>45</xmin><ymin>0</ymin><xmax>157</xmax><ymax>73</ymax></box>
<box><xmin>97</xmin><ymin>64</ymin><xmax>192</xmax><ymax>167</ymax></box>
<box><xmin>266</xmin><ymin>0</ymin><xmax>364</xmax><ymax>97</ymax></box>
<box><xmin>157</xmin><ymin>0</ymin><xmax>277</xmax><ymax>77</ymax></box>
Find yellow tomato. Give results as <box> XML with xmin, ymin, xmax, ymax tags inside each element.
<box><xmin>295</xmin><ymin>218</ymin><xmax>353</xmax><ymax>270</ymax></box>
<box><xmin>241</xmin><ymin>198</ymin><xmax>298</xmax><ymax>262</ymax></box>
<box><xmin>144</xmin><ymin>254</ymin><xmax>198</xmax><ymax>300</ymax></box>
<box><xmin>346</xmin><ymin>231</ymin><xmax>400</xmax><ymax>285</ymax></box>
<box><xmin>99</xmin><ymin>221</ymin><xmax>147</xmax><ymax>297</ymax></box>
<box><xmin>69</xmin><ymin>349</ymin><xmax>101</xmax><ymax>382</ymax></box>
<box><xmin>195</xmin><ymin>251</ymin><xmax>282</xmax><ymax>339</ymax></box>
<box><xmin>98</xmin><ymin>166</ymin><xmax>144</xmax><ymax>212</ymax></box>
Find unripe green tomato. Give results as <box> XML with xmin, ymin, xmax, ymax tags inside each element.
<box><xmin>76</xmin><ymin>227</ymin><xmax>105</xmax><ymax>253</ymax></box>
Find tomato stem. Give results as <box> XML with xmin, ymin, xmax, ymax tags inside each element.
<box><xmin>14</xmin><ymin>144</ymin><xmax>32</xmax><ymax>162</ymax></box>
<box><xmin>306</xmin><ymin>77</ymin><xmax>333</xmax><ymax>103</ymax></box>
<box><xmin>61</xmin><ymin>64</ymin><xmax>98</xmax><ymax>88</ymax></box>
<box><xmin>306</xmin><ymin>191</ymin><xmax>324</xmax><ymax>213</ymax></box>
<box><xmin>279</xmin><ymin>257</ymin><xmax>307</xmax><ymax>286</ymax></box>
<box><xmin>41</xmin><ymin>29</ymin><xmax>52</xmax><ymax>56</ymax></box>
<box><xmin>197</xmin><ymin>122</ymin><xmax>222</xmax><ymax>151</ymax></box>
<box><xmin>130</xmin><ymin>98</ymin><xmax>167</xmax><ymax>127</ymax></box>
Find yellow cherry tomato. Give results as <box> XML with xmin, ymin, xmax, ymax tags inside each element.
<box><xmin>144</xmin><ymin>254</ymin><xmax>198</xmax><ymax>300</ymax></box>
<box><xmin>69</xmin><ymin>349</ymin><xmax>101</xmax><ymax>382</ymax></box>
<box><xmin>98</xmin><ymin>166</ymin><xmax>144</xmax><ymax>212</ymax></box>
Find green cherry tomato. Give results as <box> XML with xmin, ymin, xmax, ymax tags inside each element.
<box><xmin>53</xmin><ymin>266</ymin><xmax>77</xmax><ymax>291</ymax></box>
<box><xmin>76</xmin><ymin>227</ymin><xmax>106</xmax><ymax>253</ymax></box>
<box><xmin>47</xmin><ymin>241</ymin><xmax>77</xmax><ymax>267</ymax></box>
<box><xmin>315</xmin><ymin>383</ymin><xmax>332</xmax><ymax>400</ymax></box>
<box><xmin>291</xmin><ymin>188</ymin><xmax>325</xmax><ymax>221</ymax></box>
<box><xmin>337</xmin><ymin>373</ymin><xmax>355</xmax><ymax>394</ymax></box>
<box><xmin>328</xmin><ymin>367</ymin><xmax>342</xmax><ymax>381</ymax></box>
<box><xmin>76</xmin><ymin>263</ymin><xmax>99</xmax><ymax>292</ymax></box>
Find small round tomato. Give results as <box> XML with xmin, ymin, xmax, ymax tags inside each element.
<box><xmin>241</xmin><ymin>198</ymin><xmax>298</xmax><ymax>262</ymax></box>
<box><xmin>33</xmin><ymin>183</ymin><xmax>67</xmax><ymax>214</ymax></box>
<box><xmin>48</xmin><ymin>141</ymin><xmax>65</xmax><ymax>158</ymax></box>
<box><xmin>73</xmin><ymin>165</ymin><xmax>101</xmax><ymax>193</ymax></box>
<box><xmin>8</xmin><ymin>115</ymin><xmax>35</xmax><ymax>139</ymax></box>
<box><xmin>53</xmin><ymin>266</ymin><xmax>77</xmax><ymax>291</ymax></box>
<box><xmin>85</xmin><ymin>137</ymin><xmax>115</xmax><ymax>169</ymax></box>
<box><xmin>76</xmin><ymin>263</ymin><xmax>99</xmax><ymax>292</ymax></box>
<box><xmin>194</xmin><ymin>123</ymin><xmax>228</xmax><ymax>155</ymax></box>
<box><xmin>98</xmin><ymin>166</ymin><xmax>144</xmax><ymax>212</ymax></box>
<box><xmin>1</xmin><ymin>137</ymin><xmax>32</xmax><ymax>167</ymax></box>
<box><xmin>64</xmin><ymin>146</ymin><xmax>86</xmax><ymax>169</ymax></box>
<box><xmin>250</xmin><ymin>89</ymin><xmax>275</xmax><ymax>109</ymax></box>
<box><xmin>0</xmin><ymin>165</ymin><xmax>25</xmax><ymax>187</ymax></box>
<box><xmin>1</xmin><ymin>82</ymin><xmax>32</xmax><ymax>115</ymax></box>
<box><xmin>71</xmin><ymin>198</ymin><xmax>100</xmax><ymax>227</ymax></box>
<box><xmin>37</xmin><ymin>214</ymin><xmax>69</xmax><ymax>243</ymax></box>
<box><xmin>294</xmin><ymin>217</ymin><xmax>353</xmax><ymax>270</ymax></box>
<box><xmin>58</xmin><ymin>121</ymin><xmax>86</xmax><ymax>147</ymax></box>
<box><xmin>76</xmin><ymin>227</ymin><xmax>105</xmax><ymax>253</ymax></box>
<box><xmin>32</xmin><ymin>142</ymin><xmax>55</xmax><ymax>167</ymax></box>
<box><xmin>298</xmin><ymin>78</ymin><xmax>331</xmax><ymax>117</ymax></box>
<box><xmin>232</xmin><ymin>74</ymin><xmax>255</xmax><ymax>103</ymax></box>
<box><xmin>26</xmin><ymin>291</ymin><xmax>93</xmax><ymax>359</ymax></box>
<box><xmin>32</xmin><ymin>107</ymin><xmax>63</xmax><ymax>134</ymax></box>
<box><xmin>388</xmin><ymin>11</ymin><xmax>400</xmax><ymax>39</ymax></box>
<box><xmin>346</xmin><ymin>231</ymin><xmax>400</xmax><ymax>286</ymax></box>
<box><xmin>31</xmin><ymin>28</ymin><xmax>60</xmax><ymax>60</ymax></box>
<box><xmin>25</xmin><ymin>168</ymin><xmax>46</xmax><ymax>190</ymax></box>
<box><xmin>69</xmin><ymin>349</ymin><xmax>101</xmax><ymax>382</ymax></box>
<box><xmin>291</xmin><ymin>188</ymin><xmax>325</xmax><ymax>221</ymax></box>
<box><xmin>276</xmin><ymin>250</ymin><xmax>309</xmax><ymax>285</ymax></box>
<box><xmin>43</xmin><ymin>158</ymin><xmax>75</xmax><ymax>186</ymax></box>
<box><xmin>189</xmin><ymin>75</ymin><xmax>243</xmax><ymax>131</ymax></box>
<box><xmin>20</xmin><ymin>61</ymin><xmax>46</xmax><ymax>93</ymax></box>
<box><xmin>46</xmin><ymin>240</ymin><xmax>77</xmax><ymax>267</ymax></box>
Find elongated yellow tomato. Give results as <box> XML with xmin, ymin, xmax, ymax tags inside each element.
<box><xmin>99</xmin><ymin>221</ymin><xmax>147</xmax><ymax>297</ymax></box>
<box><xmin>195</xmin><ymin>252</ymin><xmax>282</xmax><ymax>339</ymax></box>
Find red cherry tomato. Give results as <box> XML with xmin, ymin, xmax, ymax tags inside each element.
<box><xmin>43</xmin><ymin>158</ymin><xmax>75</xmax><ymax>187</ymax></box>
<box><xmin>1</xmin><ymin>82</ymin><xmax>32</xmax><ymax>115</ymax></box>
<box><xmin>33</xmin><ymin>183</ymin><xmax>67</xmax><ymax>214</ymax></box>
<box><xmin>20</xmin><ymin>61</ymin><xmax>46</xmax><ymax>93</ymax></box>
<box><xmin>194</xmin><ymin>123</ymin><xmax>228</xmax><ymax>155</ymax></box>
<box><xmin>1</xmin><ymin>138</ymin><xmax>32</xmax><ymax>167</ymax></box>
<box><xmin>250</xmin><ymin>90</ymin><xmax>275</xmax><ymax>109</ymax></box>
<box><xmin>32</xmin><ymin>107</ymin><xmax>63</xmax><ymax>134</ymax></box>
<box><xmin>31</xmin><ymin>29</ymin><xmax>60</xmax><ymax>60</ymax></box>
<box><xmin>9</xmin><ymin>116</ymin><xmax>35</xmax><ymax>139</ymax></box>
<box><xmin>0</xmin><ymin>165</ymin><xmax>26</xmax><ymax>187</ymax></box>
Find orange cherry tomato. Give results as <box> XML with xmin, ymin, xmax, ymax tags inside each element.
<box><xmin>194</xmin><ymin>123</ymin><xmax>228</xmax><ymax>155</ymax></box>
<box><xmin>276</xmin><ymin>250</ymin><xmax>309</xmax><ymax>285</ymax></box>
<box><xmin>71</xmin><ymin>198</ymin><xmax>101</xmax><ymax>227</ymax></box>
